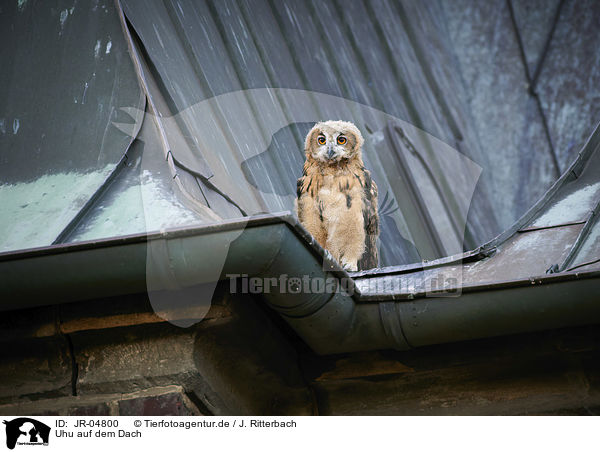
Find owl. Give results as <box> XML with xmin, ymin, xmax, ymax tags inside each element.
<box><xmin>296</xmin><ymin>120</ymin><xmax>379</xmax><ymax>271</ymax></box>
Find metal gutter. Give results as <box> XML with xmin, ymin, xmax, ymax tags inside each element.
<box><xmin>348</xmin><ymin>246</ymin><xmax>492</xmax><ymax>279</ymax></box>
<box><xmin>2</xmin><ymin>210</ymin><xmax>600</xmax><ymax>355</ymax></box>
<box><xmin>2</xmin><ymin>123</ymin><xmax>599</xmax><ymax>354</ymax></box>
<box><xmin>356</xmin><ymin>269</ymin><xmax>600</xmax><ymax>301</ymax></box>
<box><xmin>2</xmin><ymin>115</ymin><xmax>599</xmax><ymax>356</ymax></box>
<box><xmin>0</xmin><ymin>212</ymin><xmax>352</xmax><ymax>308</ymax></box>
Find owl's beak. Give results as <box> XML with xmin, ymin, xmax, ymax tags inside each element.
<box><xmin>326</xmin><ymin>145</ymin><xmax>336</xmax><ymax>160</ymax></box>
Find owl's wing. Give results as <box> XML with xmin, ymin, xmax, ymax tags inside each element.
<box><xmin>295</xmin><ymin>176</ymin><xmax>305</xmax><ymax>222</ymax></box>
<box><xmin>359</xmin><ymin>170</ymin><xmax>379</xmax><ymax>270</ymax></box>
<box><xmin>296</xmin><ymin>176</ymin><xmax>304</xmax><ymax>199</ymax></box>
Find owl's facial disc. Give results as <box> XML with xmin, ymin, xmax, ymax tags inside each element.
<box><xmin>314</xmin><ymin>132</ymin><xmax>349</xmax><ymax>163</ymax></box>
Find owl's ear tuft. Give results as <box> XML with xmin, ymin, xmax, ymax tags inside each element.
<box><xmin>333</xmin><ymin>120</ymin><xmax>363</xmax><ymax>153</ymax></box>
<box><xmin>342</xmin><ymin>123</ymin><xmax>363</xmax><ymax>155</ymax></box>
<box><xmin>352</xmin><ymin>128</ymin><xmax>364</xmax><ymax>153</ymax></box>
<box><xmin>305</xmin><ymin>123</ymin><xmax>323</xmax><ymax>154</ymax></box>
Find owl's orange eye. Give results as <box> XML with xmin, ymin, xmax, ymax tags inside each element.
<box><xmin>337</xmin><ymin>136</ymin><xmax>347</xmax><ymax>145</ymax></box>
<box><xmin>317</xmin><ymin>135</ymin><xmax>326</xmax><ymax>145</ymax></box>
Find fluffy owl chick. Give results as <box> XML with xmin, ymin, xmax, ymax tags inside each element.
<box><xmin>296</xmin><ymin>120</ymin><xmax>379</xmax><ymax>271</ymax></box>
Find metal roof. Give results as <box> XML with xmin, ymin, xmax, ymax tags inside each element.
<box><xmin>354</xmin><ymin>122</ymin><xmax>600</xmax><ymax>299</ymax></box>
<box><xmin>3</xmin><ymin>0</ymin><xmax>599</xmax><ymax>269</ymax></box>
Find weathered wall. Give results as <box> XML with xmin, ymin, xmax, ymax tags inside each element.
<box><xmin>0</xmin><ymin>286</ymin><xmax>314</xmax><ymax>416</ymax></box>
<box><xmin>304</xmin><ymin>325</ymin><xmax>600</xmax><ymax>415</ymax></box>
<box><xmin>0</xmin><ymin>386</ymin><xmax>201</xmax><ymax>416</ymax></box>
<box><xmin>3</xmin><ymin>290</ymin><xmax>600</xmax><ymax>415</ymax></box>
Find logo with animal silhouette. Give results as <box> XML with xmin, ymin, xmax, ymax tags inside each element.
<box><xmin>3</xmin><ymin>418</ymin><xmax>50</xmax><ymax>449</ymax></box>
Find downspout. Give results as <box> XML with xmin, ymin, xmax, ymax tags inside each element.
<box><xmin>244</xmin><ymin>220</ymin><xmax>410</xmax><ymax>353</ymax></box>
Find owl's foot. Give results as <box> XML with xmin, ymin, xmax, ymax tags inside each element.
<box><xmin>341</xmin><ymin>259</ymin><xmax>358</xmax><ymax>272</ymax></box>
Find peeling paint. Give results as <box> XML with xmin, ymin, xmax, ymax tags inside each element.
<box><xmin>12</xmin><ymin>119</ymin><xmax>19</xmax><ymax>135</ymax></box>
<box><xmin>59</xmin><ymin>9</ymin><xmax>68</xmax><ymax>29</ymax></box>
<box><xmin>105</xmin><ymin>41</ymin><xmax>112</xmax><ymax>54</ymax></box>
<box><xmin>81</xmin><ymin>82</ymin><xmax>89</xmax><ymax>104</ymax></box>
<box><xmin>94</xmin><ymin>40</ymin><xmax>101</xmax><ymax>58</ymax></box>
<box><xmin>17</xmin><ymin>0</ymin><xmax>27</xmax><ymax>12</ymax></box>
<box><xmin>0</xmin><ymin>119</ymin><xmax>5</xmax><ymax>135</ymax></box>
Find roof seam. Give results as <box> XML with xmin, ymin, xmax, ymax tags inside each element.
<box><xmin>558</xmin><ymin>197</ymin><xmax>600</xmax><ymax>272</ymax></box>
<box><xmin>51</xmin><ymin>96</ymin><xmax>147</xmax><ymax>245</ymax></box>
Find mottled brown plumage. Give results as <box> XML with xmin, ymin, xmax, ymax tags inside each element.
<box><xmin>295</xmin><ymin>120</ymin><xmax>379</xmax><ymax>271</ymax></box>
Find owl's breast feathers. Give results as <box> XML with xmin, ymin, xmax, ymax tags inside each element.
<box><xmin>297</xmin><ymin>159</ymin><xmax>365</xmax><ymax>198</ymax></box>
<box><xmin>296</xmin><ymin>159</ymin><xmax>379</xmax><ymax>269</ymax></box>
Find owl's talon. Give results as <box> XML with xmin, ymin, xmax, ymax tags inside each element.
<box><xmin>342</xmin><ymin>261</ymin><xmax>358</xmax><ymax>272</ymax></box>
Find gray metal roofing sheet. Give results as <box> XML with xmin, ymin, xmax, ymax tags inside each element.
<box><xmin>0</xmin><ymin>0</ymin><xmax>144</xmax><ymax>252</ymax></box>
<box><xmin>117</xmin><ymin>0</ymin><xmax>494</xmax><ymax>266</ymax></box>
<box><xmin>570</xmin><ymin>219</ymin><xmax>600</xmax><ymax>272</ymax></box>
<box><xmin>1</xmin><ymin>0</ymin><xmax>599</xmax><ymax>272</ymax></box>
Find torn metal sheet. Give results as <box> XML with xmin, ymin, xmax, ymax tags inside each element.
<box><xmin>67</xmin><ymin>111</ymin><xmax>212</xmax><ymax>243</ymax></box>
